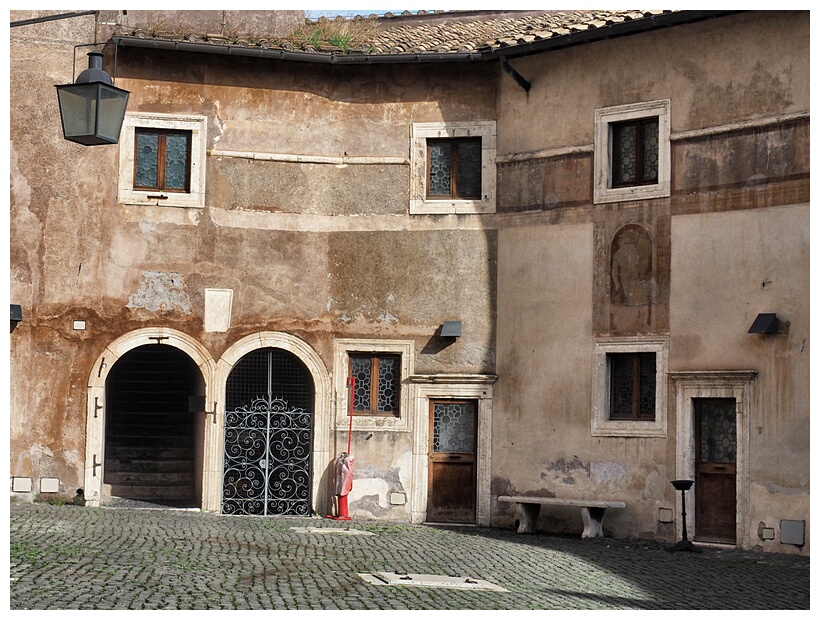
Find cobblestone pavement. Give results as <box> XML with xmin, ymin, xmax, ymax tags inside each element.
<box><xmin>9</xmin><ymin>502</ymin><xmax>810</xmax><ymax>610</ymax></box>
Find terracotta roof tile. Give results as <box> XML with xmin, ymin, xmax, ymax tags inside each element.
<box><xmin>120</xmin><ymin>10</ymin><xmax>681</xmax><ymax>57</ymax></box>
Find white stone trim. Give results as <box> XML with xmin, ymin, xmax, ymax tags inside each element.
<box><xmin>670</xmin><ymin>371</ymin><xmax>756</xmax><ymax>549</ymax></box>
<box><xmin>84</xmin><ymin>328</ymin><xmax>217</xmax><ymax>508</ymax></box>
<box><xmin>409</xmin><ymin>375</ymin><xmax>497</xmax><ymax>526</ymax></box>
<box><xmin>118</xmin><ymin>112</ymin><xmax>207</xmax><ymax>209</ymax></box>
<box><xmin>591</xmin><ymin>336</ymin><xmax>669</xmax><ymax>437</ymax></box>
<box><xmin>215</xmin><ymin>332</ymin><xmax>332</xmax><ymax>515</ymax></box>
<box><xmin>332</xmin><ymin>339</ymin><xmax>415</xmax><ymax>432</ymax></box>
<box><xmin>410</xmin><ymin>121</ymin><xmax>497</xmax><ymax>214</ymax></box>
<box><xmin>210</xmin><ymin>149</ymin><xmax>407</xmax><ymax>166</ymax></box>
<box><xmin>594</xmin><ymin>99</ymin><xmax>671</xmax><ymax>204</ymax></box>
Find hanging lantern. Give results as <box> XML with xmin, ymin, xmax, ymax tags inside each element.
<box><xmin>55</xmin><ymin>51</ymin><xmax>129</xmax><ymax>146</ymax></box>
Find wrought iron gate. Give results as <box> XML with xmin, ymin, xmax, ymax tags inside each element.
<box><xmin>222</xmin><ymin>348</ymin><xmax>314</xmax><ymax>516</ymax></box>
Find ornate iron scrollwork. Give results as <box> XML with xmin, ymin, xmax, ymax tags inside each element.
<box><xmin>222</xmin><ymin>397</ymin><xmax>312</xmax><ymax>516</ymax></box>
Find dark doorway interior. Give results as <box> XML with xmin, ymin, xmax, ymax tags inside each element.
<box><xmin>104</xmin><ymin>344</ymin><xmax>202</xmax><ymax>507</ymax></box>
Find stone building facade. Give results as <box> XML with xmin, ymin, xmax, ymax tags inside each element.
<box><xmin>9</xmin><ymin>10</ymin><xmax>809</xmax><ymax>554</ymax></box>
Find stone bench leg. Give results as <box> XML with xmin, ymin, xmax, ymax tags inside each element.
<box><xmin>515</xmin><ymin>503</ymin><xmax>541</xmax><ymax>533</ymax></box>
<box><xmin>581</xmin><ymin>507</ymin><xmax>607</xmax><ymax>538</ymax></box>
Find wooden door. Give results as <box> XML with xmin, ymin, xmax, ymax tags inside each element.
<box><xmin>694</xmin><ymin>398</ymin><xmax>737</xmax><ymax>543</ymax></box>
<box><xmin>427</xmin><ymin>400</ymin><xmax>477</xmax><ymax>523</ymax></box>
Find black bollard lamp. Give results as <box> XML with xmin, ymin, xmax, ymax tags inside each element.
<box><xmin>667</xmin><ymin>479</ymin><xmax>702</xmax><ymax>553</ymax></box>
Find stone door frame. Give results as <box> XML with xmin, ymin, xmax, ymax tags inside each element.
<box><xmin>670</xmin><ymin>370</ymin><xmax>756</xmax><ymax>549</ymax></box>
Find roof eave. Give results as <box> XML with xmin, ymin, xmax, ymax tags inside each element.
<box><xmin>493</xmin><ymin>10</ymin><xmax>745</xmax><ymax>60</ymax></box>
<box><xmin>110</xmin><ymin>36</ymin><xmax>488</xmax><ymax>64</ymax></box>
<box><xmin>110</xmin><ymin>10</ymin><xmax>744</xmax><ymax>66</ymax></box>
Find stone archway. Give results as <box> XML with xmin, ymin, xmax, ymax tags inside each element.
<box><xmin>85</xmin><ymin>328</ymin><xmax>216</xmax><ymax>508</ymax></box>
<box><xmin>211</xmin><ymin>333</ymin><xmax>332</xmax><ymax>515</ymax></box>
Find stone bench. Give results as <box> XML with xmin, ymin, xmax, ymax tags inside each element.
<box><xmin>498</xmin><ymin>495</ymin><xmax>626</xmax><ymax>538</ymax></box>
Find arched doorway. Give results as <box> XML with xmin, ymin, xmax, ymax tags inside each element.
<box><xmin>222</xmin><ymin>347</ymin><xmax>315</xmax><ymax>516</ymax></box>
<box><xmin>103</xmin><ymin>344</ymin><xmax>204</xmax><ymax>507</ymax></box>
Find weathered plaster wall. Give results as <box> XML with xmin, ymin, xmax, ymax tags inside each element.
<box><xmin>10</xmin><ymin>11</ymin><xmax>118</xmax><ymax>494</ymax></box>
<box><xmin>492</xmin><ymin>11</ymin><xmax>809</xmax><ymax>552</ymax></box>
<box><xmin>670</xmin><ymin>204</ymin><xmax>810</xmax><ymax>550</ymax></box>
<box><xmin>9</xmin><ymin>14</ymin><xmax>498</xmax><ymax>517</ymax></box>
<box><xmin>496</xmin><ymin>11</ymin><xmax>809</xmax><ymax>155</ymax></box>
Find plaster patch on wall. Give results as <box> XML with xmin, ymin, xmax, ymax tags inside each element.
<box><xmin>356</xmin><ymin>465</ymin><xmax>405</xmax><ymax>491</ymax></box>
<box><xmin>542</xmin><ymin>456</ymin><xmax>590</xmax><ymax>476</ymax></box>
<box><xmin>350</xmin><ymin>494</ymin><xmax>391</xmax><ymax>517</ymax></box>
<box><xmin>15</xmin><ymin>444</ymin><xmax>55</xmax><ymax>476</ymax></box>
<box><xmin>127</xmin><ymin>271</ymin><xmax>192</xmax><ymax>314</ymax></box>
<box><xmin>590</xmin><ymin>461</ymin><xmax>627</xmax><ymax>488</ymax></box>
<box><xmin>377</xmin><ymin>312</ymin><xmax>400</xmax><ymax>324</ymax></box>
<box><xmin>762</xmin><ymin>482</ymin><xmax>804</xmax><ymax>496</ymax></box>
<box><xmin>642</xmin><ymin>468</ymin><xmax>668</xmax><ymax>500</ymax></box>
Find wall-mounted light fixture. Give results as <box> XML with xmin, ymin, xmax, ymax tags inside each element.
<box><xmin>10</xmin><ymin>304</ymin><xmax>23</xmax><ymax>332</ymax></box>
<box><xmin>55</xmin><ymin>51</ymin><xmax>129</xmax><ymax>146</ymax></box>
<box><xmin>440</xmin><ymin>320</ymin><xmax>462</xmax><ymax>338</ymax></box>
<box><xmin>748</xmin><ymin>313</ymin><xmax>780</xmax><ymax>334</ymax></box>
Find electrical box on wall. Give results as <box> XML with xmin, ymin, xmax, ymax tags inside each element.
<box><xmin>780</xmin><ymin>520</ymin><xmax>805</xmax><ymax>546</ymax></box>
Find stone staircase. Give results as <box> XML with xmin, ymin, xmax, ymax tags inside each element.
<box><xmin>103</xmin><ymin>345</ymin><xmax>199</xmax><ymax>505</ymax></box>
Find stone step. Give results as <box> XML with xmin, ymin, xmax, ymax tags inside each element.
<box><xmin>104</xmin><ymin>484</ymin><xmax>197</xmax><ymax>501</ymax></box>
<box><xmin>106</xmin><ymin>446</ymin><xmax>195</xmax><ymax>460</ymax></box>
<box><xmin>104</xmin><ymin>471</ymin><xmax>195</xmax><ymax>485</ymax></box>
<box><xmin>105</xmin><ymin>435</ymin><xmax>194</xmax><ymax>448</ymax></box>
<box><xmin>105</xmin><ymin>458</ymin><xmax>195</xmax><ymax>473</ymax></box>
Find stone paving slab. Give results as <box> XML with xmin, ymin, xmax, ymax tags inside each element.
<box><xmin>9</xmin><ymin>503</ymin><xmax>810</xmax><ymax>610</ymax></box>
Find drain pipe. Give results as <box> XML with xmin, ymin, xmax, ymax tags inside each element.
<box><xmin>498</xmin><ymin>54</ymin><xmax>531</xmax><ymax>92</ymax></box>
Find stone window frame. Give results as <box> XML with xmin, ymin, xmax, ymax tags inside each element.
<box><xmin>333</xmin><ymin>339</ymin><xmax>414</xmax><ymax>432</ymax></box>
<box><xmin>118</xmin><ymin>112</ymin><xmax>207</xmax><ymax>209</ymax></box>
<box><xmin>592</xmin><ymin>336</ymin><xmax>668</xmax><ymax>437</ymax></box>
<box><xmin>594</xmin><ymin>99</ymin><xmax>671</xmax><ymax>204</ymax></box>
<box><xmin>410</xmin><ymin>121</ymin><xmax>496</xmax><ymax>214</ymax></box>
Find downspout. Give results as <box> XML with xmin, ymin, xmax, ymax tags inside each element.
<box><xmin>498</xmin><ymin>54</ymin><xmax>530</xmax><ymax>92</ymax></box>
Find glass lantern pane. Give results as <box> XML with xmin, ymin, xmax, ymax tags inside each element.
<box><xmin>56</xmin><ymin>83</ymin><xmax>98</xmax><ymax>141</ymax></box>
<box><xmin>96</xmin><ymin>84</ymin><xmax>129</xmax><ymax>143</ymax></box>
<box><xmin>164</xmin><ymin>133</ymin><xmax>190</xmax><ymax>190</ymax></box>
<box><xmin>135</xmin><ymin>132</ymin><xmax>159</xmax><ymax>188</ymax></box>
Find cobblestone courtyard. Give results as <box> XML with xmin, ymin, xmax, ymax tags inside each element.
<box><xmin>9</xmin><ymin>503</ymin><xmax>810</xmax><ymax>610</ymax></box>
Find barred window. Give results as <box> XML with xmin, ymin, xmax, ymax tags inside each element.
<box><xmin>426</xmin><ymin>138</ymin><xmax>482</xmax><ymax>199</ymax></box>
<box><xmin>349</xmin><ymin>354</ymin><xmax>400</xmax><ymax>416</ymax></box>
<box><xmin>609</xmin><ymin>352</ymin><xmax>656</xmax><ymax>421</ymax></box>
<box><xmin>134</xmin><ymin>128</ymin><xmax>192</xmax><ymax>193</ymax></box>
<box><xmin>611</xmin><ymin>118</ymin><xmax>659</xmax><ymax>188</ymax></box>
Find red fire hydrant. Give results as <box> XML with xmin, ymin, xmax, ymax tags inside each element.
<box><xmin>329</xmin><ymin>452</ymin><xmax>355</xmax><ymax>520</ymax></box>
<box><xmin>327</xmin><ymin>376</ymin><xmax>356</xmax><ymax>520</ymax></box>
